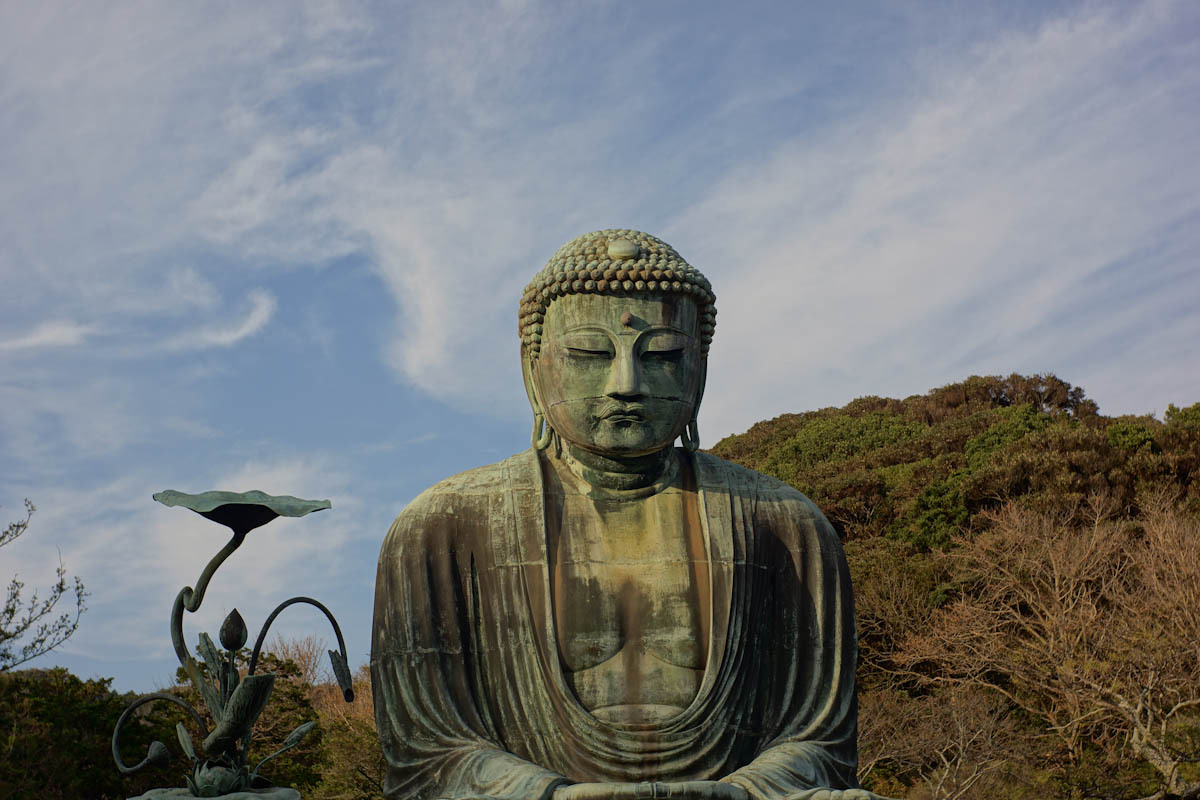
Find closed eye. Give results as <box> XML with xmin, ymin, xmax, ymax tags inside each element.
<box><xmin>643</xmin><ymin>348</ymin><xmax>684</xmax><ymax>361</ymax></box>
<box><xmin>566</xmin><ymin>347</ymin><xmax>612</xmax><ymax>358</ymax></box>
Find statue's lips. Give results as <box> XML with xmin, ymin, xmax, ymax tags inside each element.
<box><xmin>598</xmin><ymin>407</ymin><xmax>646</xmax><ymax>422</ymax></box>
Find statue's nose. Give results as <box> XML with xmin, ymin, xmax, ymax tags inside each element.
<box><xmin>605</xmin><ymin>349</ymin><xmax>646</xmax><ymax>400</ymax></box>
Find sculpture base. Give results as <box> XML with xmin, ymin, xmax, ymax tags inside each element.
<box><xmin>128</xmin><ymin>789</ymin><xmax>300</xmax><ymax>800</ymax></box>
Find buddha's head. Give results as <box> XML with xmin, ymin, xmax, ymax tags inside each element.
<box><xmin>519</xmin><ymin>230</ymin><xmax>716</xmax><ymax>458</ymax></box>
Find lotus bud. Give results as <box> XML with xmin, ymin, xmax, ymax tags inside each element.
<box><xmin>146</xmin><ymin>740</ymin><xmax>171</xmax><ymax>770</ymax></box>
<box><xmin>220</xmin><ymin>609</ymin><xmax>248</xmax><ymax>651</ymax></box>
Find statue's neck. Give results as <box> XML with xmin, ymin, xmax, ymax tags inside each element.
<box><xmin>560</xmin><ymin>443</ymin><xmax>676</xmax><ymax>496</ymax></box>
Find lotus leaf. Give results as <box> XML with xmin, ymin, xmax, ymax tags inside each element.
<box><xmin>152</xmin><ymin>490</ymin><xmax>331</xmax><ymax>534</ymax></box>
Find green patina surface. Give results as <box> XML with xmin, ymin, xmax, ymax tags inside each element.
<box><xmin>371</xmin><ymin>230</ymin><xmax>889</xmax><ymax>800</ymax></box>
<box><xmin>152</xmin><ymin>491</ymin><xmax>330</xmax><ymax>534</ymax></box>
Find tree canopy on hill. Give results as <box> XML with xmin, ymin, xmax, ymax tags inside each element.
<box><xmin>711</xmin><ymin>373</ymin><xmax>1200</xmax><ymax>549</ymax></box>
<box><xmin>714</xmin><ymin>374</ymin><xmax>1200</xmax><ymax>799</ymax></box>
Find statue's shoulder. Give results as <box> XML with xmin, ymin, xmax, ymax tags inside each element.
<box><xmin>692</xmin><ymin>450</ymin><xmax>828</xmax><ymax>526</ymax></box>
<box><xmin>692</xmin><ymin>450</ymin><xmax>807</xmax><ymax>498</ymax></box>
<box><xmin>382</xmin><ymin>451</ymin><xmax>538</xmax><ymax>550</ymax></box>
<box><xmin>410</xmin><ymin>450</ymin><xmax>535</xmax><ymax>503</ymax></box>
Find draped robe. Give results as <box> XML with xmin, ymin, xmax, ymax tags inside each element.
<box><xmin>371</xmin><ymin>449</ymin><xmax>860</xmax><ymax>800</ymax></box>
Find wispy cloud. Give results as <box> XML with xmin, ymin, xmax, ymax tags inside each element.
<box><xmin>670</xmin><ymin>1</ymin><xmax>1200</xmax><ymax>437</ymax></box>
<box><xmin>0</xmin><ymin>320</ymin><xmax>96</xmax><ymax>351</ymax></box>
<box><xmin>0</xmin><ymin>375</ymin><xmax>142</xmax><ymax>468</ymax></box>
<box><xmin>146</xmin><ymin>1</ymin><xmax>1200</xmax><ymax>431</ymax></box>
<box><xmin>5</xmin><ymin>3</ymin><xmax>1196</xmax><ymax>433</ymax></box>
<box><xmin>163</xmin><ymin>290</ymin><xmax>277</xmax><ymax>351</ymax></box>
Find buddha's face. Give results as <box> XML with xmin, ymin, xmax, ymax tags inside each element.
<box><xmin>531</xmin><ymin>292</ymin><xmax>703</xmax><ymax>457</ymax></box>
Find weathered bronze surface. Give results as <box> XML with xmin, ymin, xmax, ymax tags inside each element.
<box><xmin>372</xmin><ymin>230</ymin><xmax>881</xmax><ymax>800</ymax></box>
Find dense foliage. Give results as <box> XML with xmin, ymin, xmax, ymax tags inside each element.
<box><xmin>714</xmin><ymin>374</ymin><xmax>1200</xmax><ymax>799</ymax></box>
<box><xmin>0</xmin><ymin>668</ymin><xmax>175</xmax><ymax>799</ymax></box>
<box><xmin>0</xmin><ymin>644</ymin><xmax>383</xmax><ymax>800</ymax></box>
<box><xmin>713</xmin><ymin>374</ymin><xmax>1199</xmax><ymax>549</ymax></box>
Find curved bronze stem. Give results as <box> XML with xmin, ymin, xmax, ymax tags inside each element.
<box><xmin>112</xmin><ymin>692</ymin><xmax>208</xmax><ymax>774</ymax></box>
<box><xmin>246</xmin><ymin>596</ymin><xmax>349</xmax><ymax>679</ymax></box>
<box><xmin>171</xmin><ymin>530</ymin><xmax>247</xmax><ymax>690</ymax></box>
<box><xmin>240</xmin><ymin>596</ymin><xmax>353</xmax><ymax>764</ymax></box>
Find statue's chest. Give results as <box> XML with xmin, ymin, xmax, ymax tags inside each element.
<box><xmin>548</xmin><ymin>489</ymin><xmax>709</xmax><ymax>675</ymax></box>
<box><xmin>552</xmin><ymin>559</ymin><xmax>705</xmax><ymax>669</ymax></box>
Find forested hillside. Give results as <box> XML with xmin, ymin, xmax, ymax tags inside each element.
<box><xmin>713</xmin><ymin>374</ymin><xmax>1198</xmax><ymax>547</ymax></box>
<box><xmin>713</xmin><ymin>374</ymin><xmax>1200</xmax><ymax>800</ymax></box>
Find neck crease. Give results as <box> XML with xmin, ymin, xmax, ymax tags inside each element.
<box><xmin>560</xmin><ymin>443</ymin><xmax>676</xmax><ymax>497</ymax></box>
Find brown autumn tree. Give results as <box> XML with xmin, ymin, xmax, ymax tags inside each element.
<box><xmin>896</xmin><ymin>497</ymin><xmax>1200</xmax><ymax>800</ymax></box>
<box><xmin>267</xmin><ymin>633</ymin><xmax>333</xmax><ymax>687</ymax></box>
<box><xmin>312</xmin><ymin>663</ymin><xmax>386</xmax><ymax>800</ymax></box>
<box><xmin>858</xmin><ymin>684</ymin><xmax>1029</xmax><ymax>800</ymax></box>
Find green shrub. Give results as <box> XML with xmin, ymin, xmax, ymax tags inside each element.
<box><xmin>0</xmin><ymin>668</ymin><xmax>180</xmax><ymax>799</ymax></box>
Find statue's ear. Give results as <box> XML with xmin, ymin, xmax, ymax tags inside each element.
<box><xmin>521</xmin><ymin>351</ymin><xmax>543</xmax><ymax>416</ymax></box>
<box><xmin>523</xmin><ymin>352</ymin><xmax>556</xmax><ymax>451</ymax></box>
<box><xmin>694</xmin><ymin>358</ymin><xmax>708</xmax><ymax>415</ymax></box>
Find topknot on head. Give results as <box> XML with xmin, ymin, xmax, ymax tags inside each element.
<box><xmin>518</xmin><ymin>229</ymin><xmax>717</xmax><ymax>359</ymax></box>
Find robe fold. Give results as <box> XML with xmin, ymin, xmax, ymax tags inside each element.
<box><xmin>371</xmin><ymin>449</ymin><xmax>860</xmax><ymax>800</ymax></box>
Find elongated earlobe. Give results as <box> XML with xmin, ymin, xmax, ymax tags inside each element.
<box><xmin>680</xmin><ymin>419</ymin><xmax>700</xmax><ymax>452</ymax></box>
<box><xmin>531</xmin><ymin>412</ymin><xmax>554</xmax><ymax>450</ymax></box>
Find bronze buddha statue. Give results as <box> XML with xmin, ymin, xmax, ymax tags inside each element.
<box><xmin>372</xmin><ymin>230</ymin><xmax>877</xmax><ymax>800</ymax></box>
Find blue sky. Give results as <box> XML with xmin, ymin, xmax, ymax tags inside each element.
<box><xmin>1</xmin><ymin>0</ymin><xmax>1198</xmax><ymax>692</ymax></box>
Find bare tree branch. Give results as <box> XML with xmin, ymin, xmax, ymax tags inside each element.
<box><xmin>0</xmin><ymin>501</ymin><xmax>88</xmax><ymax>671</ymax></box>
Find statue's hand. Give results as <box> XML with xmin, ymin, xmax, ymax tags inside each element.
<box><xmin>554</xmin><ymin>784</ymin><xmax>633</xmax><ymax>800</ymax></box>
<box><xmin>786</xmin><ymin>790</ymin><xmax>881</xmax><ymax>800</ymax></box>
<box><xmin>659</xmin><ymin>782</ymin><xmax>749</xmax><ymax>800</ymax></box>
<box><xmin>555</xmin><ymin>781</ymin><xmax>749</xmax><ymax>800</ymax></box>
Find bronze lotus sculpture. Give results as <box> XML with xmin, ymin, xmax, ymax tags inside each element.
<box><xmin>113</xmin><ymin>490</ymin><xmax>352</xmax><ymax>798</ymax></box>
<box><xmin>371</xmin><ymin>231</ymin><xmax>885</xmax><ymax>800</ymax></box>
